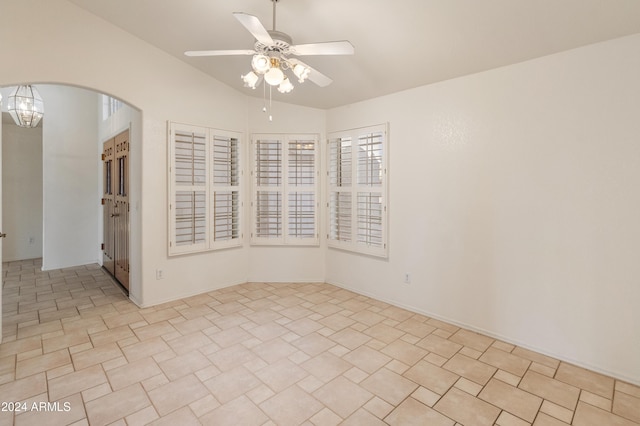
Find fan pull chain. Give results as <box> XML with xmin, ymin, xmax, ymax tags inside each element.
<box><xmin>269</xmin><ymin>85</ymin><xmax>273</xmax><ymax>122</ymax></box>
<box><xmin>261</xmin><ymin>83</ymin><xmax>274</xmax><ymax>121</ymax></box>
<box><xmin>262</xmin><ymin>82</ymin><xmax>267</xmax><ymax>113</ymax></box>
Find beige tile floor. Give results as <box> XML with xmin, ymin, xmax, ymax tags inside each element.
<box><xmin>1</xmin><ymin>258</ymin><xmax>639</xmax><ymax>426</ymax></box>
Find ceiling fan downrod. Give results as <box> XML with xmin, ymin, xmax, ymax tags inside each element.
<box><xmin>271</xmin><ymin>0</ymin><xmax>278</xmax><ymax>31</ymax></box>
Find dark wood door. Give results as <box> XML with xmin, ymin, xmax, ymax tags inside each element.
<box><xmin>102</xmin><ymin>129</ymin><xmax>129</xmax><ymax>291</ymax></box>
<box><xmin>114</xmin><ymin>130</ymin><xmax>129</xmax><ymax>290</ymax></box>
<box><xmin>102</xmin><ymin>138</ymin><xmax>115</xmax><ymax>275</ymax></box>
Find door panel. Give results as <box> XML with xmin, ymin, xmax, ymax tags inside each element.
<box><xmin>102</xmin><ymin>129</ymin><xmax>129</xmax><ymax>291</ymax></box>
<box><xmin>114</xmin><ymin>130</ymin><xmax>129</xmax><ymax>290</ymax></box>
<box><xmin>102</xmin><ymin>138</ymin><xmax>115</xmax><ymax>275</ymax></box>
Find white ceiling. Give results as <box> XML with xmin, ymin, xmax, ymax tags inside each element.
<box><xmin>67</xmin><ymin>0</ymin><xmax>640</xmax><ymax>110</ymax></box>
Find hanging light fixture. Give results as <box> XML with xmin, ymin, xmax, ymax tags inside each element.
<box><xmin>277</xmin><ymin>77</ymin><xmax>294</xmax><ymax>94</ymax></box>
<box><xmin>264</xmin><ymin>65</ymin><xmax>285</xmax><ymax>86</ymax></box>
<box><xmin>186</xmin><ymin>0</ymin><xmax>355</xmax><ymax>121</ymax></box>
<box><xmin>293</xmin><ymin>63</ymin><xmax>311</xmax><ymax>83</ymax></box>
<box><xmin>251</xmin><ymin>54</ymin><xmax>271</xmax><ymax>74</ymax></box>
<box><xmin>241</xmin><ymin>71</ymin><xmax>261</xmax><ymax>89</ymax></box>
<box><xmin>7</xmin><ymin>85</ymin><xmax>44</xmax><ymax>128</ymax></box>
<box><xmin>236</xmin><ymin>2</ymin><xmax>308</xmax><ymax>96</ymax></box>
<box><xmin>240</xmin><ymin>52</ymin><xmax>298</xmax><ymax>93</ymax></box>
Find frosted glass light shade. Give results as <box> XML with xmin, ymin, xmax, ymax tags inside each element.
<box><xmin>293</xmin><ymin>64</ymin><xmax>311</xmax><ymax>83</ymax></box>
<box><xmin>251</xmin><ymin>55</ymin><xmax>270</xmax><ymax>74</ymax></box>
<box><xmin>241</xmin><ymin>71</ymin><xmax>260</xmax><ymax>89</ymax></box>
<box><xmin>277</xmin><ymin>77</ymin><xmax>294</xmax><ymax>94</ymax></box>
<box><xmin>264</xmin><ymin>67</ymin><xmax>284</xmax><ymax>86</ymax></box>
<box><xmin>7</xmin><ymin>85</ymin><xmax>44</xmax><ymax>128</ymax></box>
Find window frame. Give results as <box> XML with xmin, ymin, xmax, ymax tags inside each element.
<box><xmin>327</xmin><ymin>123</ymin><xmax>388</xmax><ymax>258</ymax></box>
<box><xmin>168</xmin><ymin>122</ymin><xmax>243</xmax><ymax>256</ymax></box>
<box><xmin>250</xmin><ymin>133</ymin><xmax>320</xmax><ymax>246</ymax></box>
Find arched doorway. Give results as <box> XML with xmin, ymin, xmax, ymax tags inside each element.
<box><xmin>0</xmin><ymin>83</ymin><xmax>142</xmax><ymax>343</ymax></box>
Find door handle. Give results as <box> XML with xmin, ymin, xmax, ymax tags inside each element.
<box><xmin>0</xmin><ymin>232</ymin><xmax>6</xmax><ymax>238</ymax></box>
<box><xmin>110</xmin><ymin>214</ymin><xmax>120</xmax><ymax>217</ymax></box>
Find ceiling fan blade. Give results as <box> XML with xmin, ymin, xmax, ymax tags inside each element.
<box><xmin>290</xmin><ymin>41</ymin><xmax>354</xmax><ymax>56</ymax></box>
<box><xmin>185</xmin><ymin>49</ymin><xmax>255</xmax><ymax>57</ymax></box>
<box><xmin>233</xmin><ymin>12</ymin><xmax>274</xmax><ymax>45</ymax></box>
<box><xmin>288</xmin><ymin>58</ymin><xmax>333</xmax><ymax>87</ymax></box>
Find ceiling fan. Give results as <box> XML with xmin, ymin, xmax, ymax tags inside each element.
<box><xmin>184</xmin><ymin>0</ymin><xmax>354</xmax><ymax>94</ymax></box>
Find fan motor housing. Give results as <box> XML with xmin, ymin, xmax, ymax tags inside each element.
<box><xmin>268</xmin><ymin>30</ymin><xmax>292</xmax><ymax>45</ymax></box>
<box><xmin>254</xmin><ymin>30</ymin><xmax>293</xmax><ymax>54</ymax></box>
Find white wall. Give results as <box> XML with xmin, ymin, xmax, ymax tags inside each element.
<box><xmin>1</xmin><ymin>118</ymin><xmax>43</xmax><ymax>261</ymax></box>
<box><xmin>40</xmin><ymin>85</ymin><xmax>100</xmax><ymax>270</ymax></box>
<box><xmin>326</xmin><ymin>34</ymin><xmax>640</xmax><ymax>385</ymax></box>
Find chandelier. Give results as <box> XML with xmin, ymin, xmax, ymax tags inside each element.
<box><xmin>7</xmin><ymin>85</ymin><xmax>44</xmax><ymax>128</ymax></box>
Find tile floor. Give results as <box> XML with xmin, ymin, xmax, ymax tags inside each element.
<box><xmin>1</xmin><ymin>258</ymin><xmax>639</xmax><ymax>426</ymax></box>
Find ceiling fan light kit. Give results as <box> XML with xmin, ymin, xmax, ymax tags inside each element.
<box><xmin>184</xmin><ymin>0</ymin><xmax>354</xmax><ymax>117</ymax></box>
<box><xmin>278</xmin><ymin>77</ymin><xmax>294</xmax><ymax>94</ymax></box>
<box><xmin>242</xmin><ymin>71</ymin><xmax>261</xmax><ymax>89</ymax></box>
<box><xmin>293</xmin><ymin>63</ymin><xmax>311</xmax><ymax>83</ymax></box>
<box><xmin>264</xmin><ymin>66</ymin><xmax>285</xmax><ymax>86</ymax></box>
<box><xmin>251</xmin><ymin>54</ymin><xmax>271</xmax><ymax>74</ymax></box>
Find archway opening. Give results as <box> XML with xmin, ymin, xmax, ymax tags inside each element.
<box><xmin>1</xmin><ymin>83</ymin><xmax>142</xmax><ymax>343</ymax></box>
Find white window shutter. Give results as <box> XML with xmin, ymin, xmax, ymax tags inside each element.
<box><xmin>328</xmin><ymin>124</ymin><xmax>388</xmax><ymax>257</ymax></box>
<box><xmin>253</xmin><ymin>138</ymin><xmax>283</xmax><ymax>241</ymax></box>
<box><xmin>287</xmin><ymin>139</ymin><xmax>317</xmax><ymax>241</ymax></box>
<box><xmin>211</xmin><ymin>132</ymin><xmax>242</xmax><ymax>248</ymax></box>
<box><xmin>169</xmin><ymin>124</ymin><xmax>209</xmax><ymax>254</ymax></box>
<box><xmin>251</xmin><ymin>134</ymin><xmax>319</xmax><ymax>246</ymax></box>
<box><xmin>168</xmin><ymin>123</ymin><xmax>243</xmax><ymax>255</ymax></box>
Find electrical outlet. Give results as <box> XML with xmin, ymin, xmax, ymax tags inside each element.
<box><xmin>156</xmin><ymin>269</ymin><xmax>164</xmax><ymax>280</ymax></box>
<box><xmin>404</xmin><ymin>273</ymin><xmax>411</xmax><ymax>284</ymax></box>
<box><xmin>28</xmin><ymin>237</ymin><xmax>35</xmax><ymax>244</ymax></box>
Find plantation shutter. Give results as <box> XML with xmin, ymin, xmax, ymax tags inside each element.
<box><xmin>287</xmin><ymin>139</ymin><xmax>316</xmax><ymax>240</ymax></box>
<box><xmin>328</xmin><ymin>124</ymin><xmax>388</xmax><ymax>257</ymax></box>
<box><xmin>252</xmin><ymin>134</ymin><xmax>319</xmax><ymax>245</ymax></box>
<box><xmin>328</xmin><ymin>137</ymin><xmax>353</xmax><ymax>243</ymax></box>
<box><xmin>356</xmin><ymin>132</ymin><xmax>384</xmax><ymax>248</ymax></box>
<box><xmin>169</xmin><ymin>123</ymin><xmax>243</xmax><ymax>255</ymax></box>
<box><xmin>254</xmin><ymin>138</ymin><xmax>282</xmax><ymax>239</ymax></box>
<box><xmin>170</xmin><ymin>124</ymin><xmax>209</xmax><ymax>254</ymax></box>
<box><xmin>211</xmin><ymin>133</ymin><xmax>242</xmax><ymax>247</ymax></box>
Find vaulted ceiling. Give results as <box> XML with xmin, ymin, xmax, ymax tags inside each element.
<box><xmin>68</xmin><ymin>0</ymin><xmax>640</xmax><ymax>109</ymax></box>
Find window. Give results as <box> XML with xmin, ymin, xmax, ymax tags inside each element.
<box><xmin>328</xmin><ymin>124</ymin><xmax>388</xmax><ymax>257</ymax></box>
<box><xmin>101</xmin><ymin>95</ymin><xmax>124</xmax><ymax>121</ymax></box>
<box><xmin>168</xmin><ymin>122</ymin><xmax>243</xmax><ymax>255</ymax></box>
<box><xmin>251</xmin><ymin>134</ymin><xmax>319</xmax><ymax>246</ymax></box>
